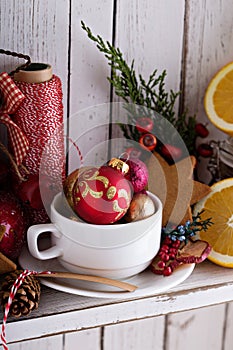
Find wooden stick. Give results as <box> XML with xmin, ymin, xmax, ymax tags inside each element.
<box><xmin>37</xmin><ymin>271</ymin><xmax>137</xmax><ymax>292</ymax></box>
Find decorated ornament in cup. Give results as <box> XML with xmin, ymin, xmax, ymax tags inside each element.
<box><xmin>125</xmin><ymin>158</ymin><xmax>149</xmax><ymax>193</ymax></box>
<box><xmin>64</xmin><ymin>158</ymin><xmax>133</xmax><ymax>225</ymax></box>
<box><xmin>124</xmin><ymin>192</ymin><xmax>155</xmax><ymax>222</ymax></box>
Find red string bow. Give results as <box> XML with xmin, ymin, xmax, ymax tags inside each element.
<box><xmin>0</xmin><ymin>72</ymin><xmax>29</xmax><ymax>165</ymax></box>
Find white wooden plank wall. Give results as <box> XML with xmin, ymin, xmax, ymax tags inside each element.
<box><xmin>111</xmin><ymin>0</ymin><xmax>185</xmax><ymax>156</ymax></box>
<box><xmin>183</xmin><ymin>0</ymin><xmax>233</xmax><ymax>183</ymax></box>
<box><xmin>1</xmin><ymin>0</ymin><xmax>233</xmax><ymax>349</ymax></box>
<box><xmin>68</xmin><ymin>0</ymin><xmax>113</xmax><ymax>169</ymax></box>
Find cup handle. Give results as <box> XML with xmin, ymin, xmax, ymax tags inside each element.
<box><xmin>27</xmin><ymin>223</ymin><xmax>63</xmax><ymax>260</ymax></box>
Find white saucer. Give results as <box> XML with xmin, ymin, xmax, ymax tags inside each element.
<box><xmin>19</xmin><ymin>244</ymin><xmax>195</xmax><ymax>299</ymax></box>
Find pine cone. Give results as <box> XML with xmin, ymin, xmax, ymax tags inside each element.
<box><xmin>1</xmin><ymin>269</ymin><xmax>41</xmax><ymax>318</ymax></box>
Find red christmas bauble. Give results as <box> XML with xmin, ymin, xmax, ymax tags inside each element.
<box><xmin>71</xmin><ymin>164</ymin><xmax>132</xmax><ymax>224</ymax></box>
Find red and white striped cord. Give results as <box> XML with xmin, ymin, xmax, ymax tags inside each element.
<box><xmin>67</xmin><ymin>136</ymin><xmax>84</xmax><ymax>166</ymax></box>
<box><xmin>1</xmin><ymin>269</ymin><xmax>52</xmax><ymax>350</ymax></box>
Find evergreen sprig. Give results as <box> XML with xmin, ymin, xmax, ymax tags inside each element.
<box><xmin>81</xmin><ymin>21</ymin><xmax>197</xmax><ymax>155</ymax></box>
<box><xmin>162</xmin><ymin>210</ymin><xmax>213</xmax><ymax>243</ymax></box>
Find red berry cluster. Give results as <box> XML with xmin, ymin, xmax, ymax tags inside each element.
<box><xmin>130</xmin><ymin>118</ymin><xmax>213</xmax><ymax>162</ymax></box>
<box><xmin>195</xmin><ymin>123</ymin><xmax>213</xmax><ymax>158</ymax></box>
<box><xmin>195</xmin><ymin>123</ymin><xmax>209</xmax><ymax>138</ymax></box>
<box><xmin>135</xmin><ymin>117</ymin><xmax>183</xmax><ymax>161</ymax></box>
<box><xmin>135</xmin><ymin>117</ymin><xmax>157</xmax><ymax>152</ymax></box>
<box><xmin>150</xmin><ymin>237</ymin><xmax>182</xmax><ymax>276</ymax></box>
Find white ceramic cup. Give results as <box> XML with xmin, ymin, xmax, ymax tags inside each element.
<box><xmin>27</xmin><ymin>191</ymin><xmax>162</xmax><ymax>279</ymax></box>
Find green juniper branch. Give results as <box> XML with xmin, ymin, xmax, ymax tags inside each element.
<box><xmin>81</xmin><ymin>21</ymin><xmax>197</xmax><ymax>155</ymax></box>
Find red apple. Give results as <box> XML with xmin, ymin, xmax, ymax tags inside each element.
<box><xmin>18</xmin><ymin>174</ymin><xmax>44</xmax><ymax>210</ymax></box>
<box><xmin>0</xmin><ymin>191</ymin><xmax>28</xmax><ymax>261</ymax></box>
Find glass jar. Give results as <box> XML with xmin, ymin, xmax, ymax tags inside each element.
<box><xmin>219</xmin><ymin>137</ymin><xmax>233</xmax><ymax>178</ymax></box>
<box><xmin>208</xmin><ymin>136</ymin><xmax>233</xmax><ymax>181</ymax></box>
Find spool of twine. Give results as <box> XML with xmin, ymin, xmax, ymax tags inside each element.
<box><xmin>14</xmin><ymin>63</ymin><xmax>52</xmax><ymax>83</ymax></box>
<box><xmin>12</xmin><ymin>63</ymin><xmax>65</xmax><ymax>224</ymax></box>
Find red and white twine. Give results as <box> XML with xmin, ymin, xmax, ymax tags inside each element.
<box><xmin>67</xmin><ymin>136</ymin><xmax>84</xmax><ymax>166</ymax></box>
<box><xmin>13</xmin><ymin>75</ymin><xmax>65</xmax><ymax>224</ymax></box>
<box><xmin>13</xmin><ymin>75</ymin><xmax>65</xmax><ymax>177</ymax></box>
<box><xmin>1</xmin><ymin>269</ymin><xmax>52</xmax><ymax>350</ymax></box>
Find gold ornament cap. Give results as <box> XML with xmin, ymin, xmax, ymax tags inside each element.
<box><xmin>108</xmin><ymin>158</ymin><xmax>129</xmax><ymax>175</ymax></box>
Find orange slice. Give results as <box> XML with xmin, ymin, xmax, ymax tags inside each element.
<box><xmin>204</xmin><ymin>62</ymin><xmax>233</xmax><ymax>136</ymax></box>
<box><xmin>193</xmin><ymin>178</ymin><xmax>233</xmax><ymax>267</ymax></box>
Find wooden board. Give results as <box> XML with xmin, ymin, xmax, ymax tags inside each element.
<box><xmin>2</xmin><ymin>261</ymin><xmax>233</xmax><ymax>345</ymax></box>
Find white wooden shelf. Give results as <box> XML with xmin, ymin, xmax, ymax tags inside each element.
<box><xmin>1</xmin><ymin>260</ymin><xmax>233</xmax><ymax>345</ymax></box>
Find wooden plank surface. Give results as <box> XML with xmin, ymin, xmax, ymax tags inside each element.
<box><xmin>64</xmin><ymin>328</ymin><xmax>101</xmax><ymax>350</ymax></box>
<box><xmin>2</xmin><ymin>261</ymin><xmax>233</xmax><ymax>344</ymax></box>
<box><xmin>223</xmin><ymin>303</ymin><xmax>233</xmax><ymax>350</ymax></box>
<box><xmin>9</xmin><ymin>335</ymin><xmax>63</xmax><ymax>350</ymax></box>
<box><xmin>103</xmin><ymin>317</ymin><xmax>165</xmax><ymax>350</ymax></box>
<box><xmin>166</xmin><ymin>304</ymin><xmax>226</xmax><ymax>350</ymax></box>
